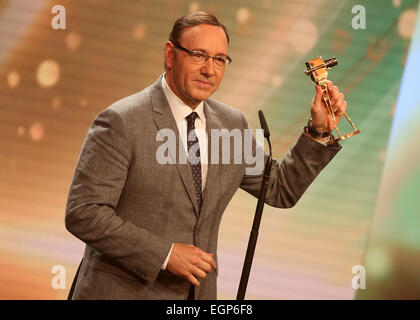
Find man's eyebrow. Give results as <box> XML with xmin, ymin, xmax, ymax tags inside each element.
<box><xmin>192</xmin><ymin>48</ymin><xmax>228</xmax><ymax>56</ymax></box>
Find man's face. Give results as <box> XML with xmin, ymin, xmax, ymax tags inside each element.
<box><xmin>164</xmin><ymin>24</ymin><xmax>229</xmax><ymax>108</ymax></box>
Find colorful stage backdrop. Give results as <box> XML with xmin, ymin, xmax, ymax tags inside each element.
<box><xmin>0</xmin><ymin>0</ymin><xmax>418</xmax><ymax>299</ymax></box>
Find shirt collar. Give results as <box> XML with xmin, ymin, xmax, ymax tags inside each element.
<box><xmin>162</xmin><ymin>73</ymin><xmax>205</xmax><ymax>123</ymax></box>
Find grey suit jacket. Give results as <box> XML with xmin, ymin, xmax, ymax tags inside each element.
<box><xmin>65</xmin><ymin>75</ymin><xmax>341</xmax><ymax>300</ymax></box>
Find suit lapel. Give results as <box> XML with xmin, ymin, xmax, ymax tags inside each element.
<box><xmin>150</xmin><ymin>76</ymin><xmax>201</xmax><ymax>215</ymax></box>
<box><xmin>200</xmin><ymin>100</ymin><xmax>221</xmax><ymax>220</ymax></box>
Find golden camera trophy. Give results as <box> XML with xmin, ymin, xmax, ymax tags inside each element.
<box><xmin>304</xmin><ymin>57</ymin><xmax>360</xmax><ymax>143</ymax></box>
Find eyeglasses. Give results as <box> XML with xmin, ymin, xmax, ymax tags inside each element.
<box><xmin>171</xmin><ymin>42</ymin><xmax>232</xmax><ymax>68</ymax></box>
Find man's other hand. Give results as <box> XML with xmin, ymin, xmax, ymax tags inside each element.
<box><xmin>167</xmin><ymin>243</ymin><xmax>217</xmax><ymax>287</ymax></box>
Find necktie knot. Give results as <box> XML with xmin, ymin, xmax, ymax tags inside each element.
<box><xmin>186</xmin><ymin>112</ymin><xmax>199</xmax><ymax>127</ymax></box>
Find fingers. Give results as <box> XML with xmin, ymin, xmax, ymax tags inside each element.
<box><xmin>330</xmin><ymin>86</ymin><xmax>339</xmax><ymax>105</ymax></box>
<box><xmin>197</xmin><ymin>259</ymin><xmax>213</xmax><ymax>274</ymax></box>
<box><xmin>336</xmin><ymin>100</ymin><xmax>347</xmax><ymax>116</ymax></box>
<box><xmin>200</xmin><ymin>251</ymin><xmax>217</xmax><ymax>270</ymax></box>
<box><xmin>315</xmin><ymin>84</ymin><xmax>322</xmax><ymax>97</ymax></box>
<box><xmin>311</xmin><ymin>84</ymin><xmax>324</xmax><ymax>114</ymax></box>
<box><xmin>329</xmin><ymin>84</ymin><xmax>348</xmax><ymax>128</ymax></box>
<box><xmin>167</xmin><ymin>243</ymin><xmax>217</xmax><ymax>287</ymax></box>
<box><xmin>186</xmin><ymin>274</ymin><xmax>200</xmax><ymax>287</ymax></box>
<box><xmin>334</xmin><ymin>92</ymin><xmax>344</xmax><ymax>112</ymax></box>
<box><xmin>334</xmin><ymin>100</ymin><xmax>347</xmax><ymax>125</ymax></box>
<box><xmin>192</xmin><ymin>265</ymin><xmax>207</xmax><ymax>280</ymax></box>
<box><xmin>194</xmin><ymin>246</ymin><xmax>216</xmax><ymax>266</ymax></box>
<box><xmin>189</xmin><ymin>247</ymin><xmax>217</xmax><ymax>285</ymax></box>
<box><xmin>327</xmin><ymin>83</ymin><xmax>347</xmax><ymax>113</ymax></box>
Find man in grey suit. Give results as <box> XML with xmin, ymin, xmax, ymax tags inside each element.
<box><xmin>65</xmin><ymin>12</ymin><xmax>347</xmax><ymax>299</ymax></box>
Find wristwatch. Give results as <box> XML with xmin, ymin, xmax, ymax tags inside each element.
<box><xmin>306</xmin><ymin>118</ymin><xmax>330</xmax><ymax>139</ymax></box>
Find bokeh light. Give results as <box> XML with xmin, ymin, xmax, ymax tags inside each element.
<box><xmin>271</xmin><ymin>75</ymin><xmax>283</xmax><ymax>88</ymax></box>
<box><xmin>7</xmin><ymin>71</ymin><xmax>20</xmax><ymax>88</ymax></box>
<box><xmin>17</xmin><ymin>126</ymin><xmax>25</xmax><ymax>137</ymax></box>
<box><xmin>51</xmin><ymin>96</ymin><xmax>61</xmax><ymax>110</ymax></box>
<box><xmin>80</xmin><ymin>98</ymin><xmax>88</xmax><ymax>108</ymax></box>
<box><xmin>29</xmin><ymin>122</ymin><xmax>45</xmax><ymax>142</ymax></box>
<box><xmin>288</xmin><ymin>20</ymin><xmax>318</xmax><ymax>54</ymax></box>
<box><xmin>398</xmin><ymin>9</ymin><xmax>417</xmax><ymax>39</ymax></box>
<box><xmin>66</xmin><ymin>32</ymin><xmax>82</xmax><ymax>51</ymax></box>
<box><xmin>189</xmin><ymin>2</ymin><xmax>200</xmax><ymax>13</ymax></box>
<box><xmin>237</xmin><ymin>7</ymin><xmax>251</xmax><ymax>25</ymax></box>
<box><xmin>36</xmin><ymin>59</ymin><xmax>60</xmax><ymax>88</ymax></box>
<box><xmin>133</xmin><ymin>24</ymin><xmax>147</xmax><ymax>41</ymax></box>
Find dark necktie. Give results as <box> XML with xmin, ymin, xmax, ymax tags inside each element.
<box><xmin>186</xmin><ymin>112</ymin><xmax>202</xmax><ymax>210</ymax></box>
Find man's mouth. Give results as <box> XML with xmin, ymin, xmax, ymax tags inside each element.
<box><xmin>195</xmin><ymin>80</ymin><xmax>214</xmax><ymax>88</ymax></box>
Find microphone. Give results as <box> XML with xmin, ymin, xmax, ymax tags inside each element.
<box><xmin>258</xmin><ymin>110</ymin><xmax>270</xmax><ymax>139</ymax></box>
<box><xmin>258</xmin><ymin>110</ymin><xmax>272</xmax><ymax>157</ymax></box>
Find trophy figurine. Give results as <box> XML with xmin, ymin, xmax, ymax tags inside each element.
<box><xmin>304</xmin><ymin>56</ymin><xmax>360</xmax><ymax>143</ymax></box>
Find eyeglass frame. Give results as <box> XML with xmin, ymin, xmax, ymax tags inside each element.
<box><xmin>171</xmin><ymin>41</ymin><xmax>232</xmax><ymax>67</ymax></box>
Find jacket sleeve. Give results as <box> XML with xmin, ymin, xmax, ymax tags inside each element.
<box><xmin>239</xmin><ymin>112</ymin><xmax>341</xmax><ymax>208</ymax></box>
<box><xmin>65</xmin><ymin>108</ymin><xmax>172</xmax><ymax>282</ymax></box>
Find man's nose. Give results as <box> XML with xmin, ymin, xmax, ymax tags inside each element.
<box><xmin>200</xmin><ymin>57</ymin><xmax>215</xmax><ymax>76</ymax></box>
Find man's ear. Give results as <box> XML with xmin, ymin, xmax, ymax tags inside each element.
<box><xmin>164</xmin><ymin>41</ymin><xmax>175</xmax><ymax>70</ymax></box>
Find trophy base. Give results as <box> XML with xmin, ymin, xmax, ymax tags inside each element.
<box><xmin>328</xmin><ymin>129</ymin><xmax>361</xmax><ymax>145</ymax></box>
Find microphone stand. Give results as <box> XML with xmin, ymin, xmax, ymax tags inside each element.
<box><xmin>236</xmin><ymin>110</ymin><xmax>272</xmax><ymax>300</ymax></box>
